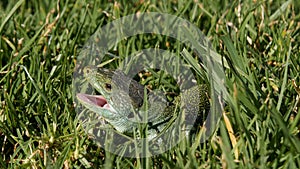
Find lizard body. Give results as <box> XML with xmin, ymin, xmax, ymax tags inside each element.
<box><xmin>77</xmin><ymin>66</ymin><xmax>210</xmax><ymax>138</ymax></box>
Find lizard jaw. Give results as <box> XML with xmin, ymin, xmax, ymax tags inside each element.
<box><xmin>77</xmin><ymin>93</ymin><xmax>111</xmax><ymax>110</ymax></box>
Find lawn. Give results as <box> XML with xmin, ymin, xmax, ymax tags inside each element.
<box><xmin>0</xmin><ymin>0</ymin><xmax>300</xmax><ymax>168</ymax></box>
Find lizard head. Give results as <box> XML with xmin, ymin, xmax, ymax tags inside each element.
<box><xmin>79</xmin><ymin>66</ymin><xmax>138</xmax><ymax>118</ymax></box>
<box><xmin>83</xmin><ymin>66</ymin><xmax>114</xmax><ymax>99</ymax></box>
<box><xmin>76</xmin><ymin>66</ymin><xmax>119</xmax><ymax>119</ymax></box>
<box><xmin>77</xmin><ymin>66</ymin><xmax>138</xmax><ymax>132</ymax></box>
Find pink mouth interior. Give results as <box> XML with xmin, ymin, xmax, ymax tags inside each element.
<box><xmin>77</xmin><ymin>93</ymin><xmax>111</xmax><ymax>109</ymax></box>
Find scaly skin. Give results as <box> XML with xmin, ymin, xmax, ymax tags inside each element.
<box><xmin>77</xmin><ymin>66</ymin><xmax>210</xmax><ymax>137</ymax></box>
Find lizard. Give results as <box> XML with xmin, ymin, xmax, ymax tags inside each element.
<box><xmin>76</xmin><ymin>66</ymin><xmax>210</xmax><ymax>139</ymax></box>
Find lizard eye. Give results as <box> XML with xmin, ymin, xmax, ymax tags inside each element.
<box><xmin>105</xmin><ymin>83</ymin><xmax>112</xmax><ymax>90</ymax></box>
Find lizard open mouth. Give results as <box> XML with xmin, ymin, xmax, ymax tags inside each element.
<box><xmin>77</xmin><ymin>93</ymin><xmax>111</xmax><ymax>110</ymax></box>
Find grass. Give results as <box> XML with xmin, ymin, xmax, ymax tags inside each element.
<box><xmin>1</xmin><ymin>0</ymin><xmax>300</xmax><ymax>168</ymax></box>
